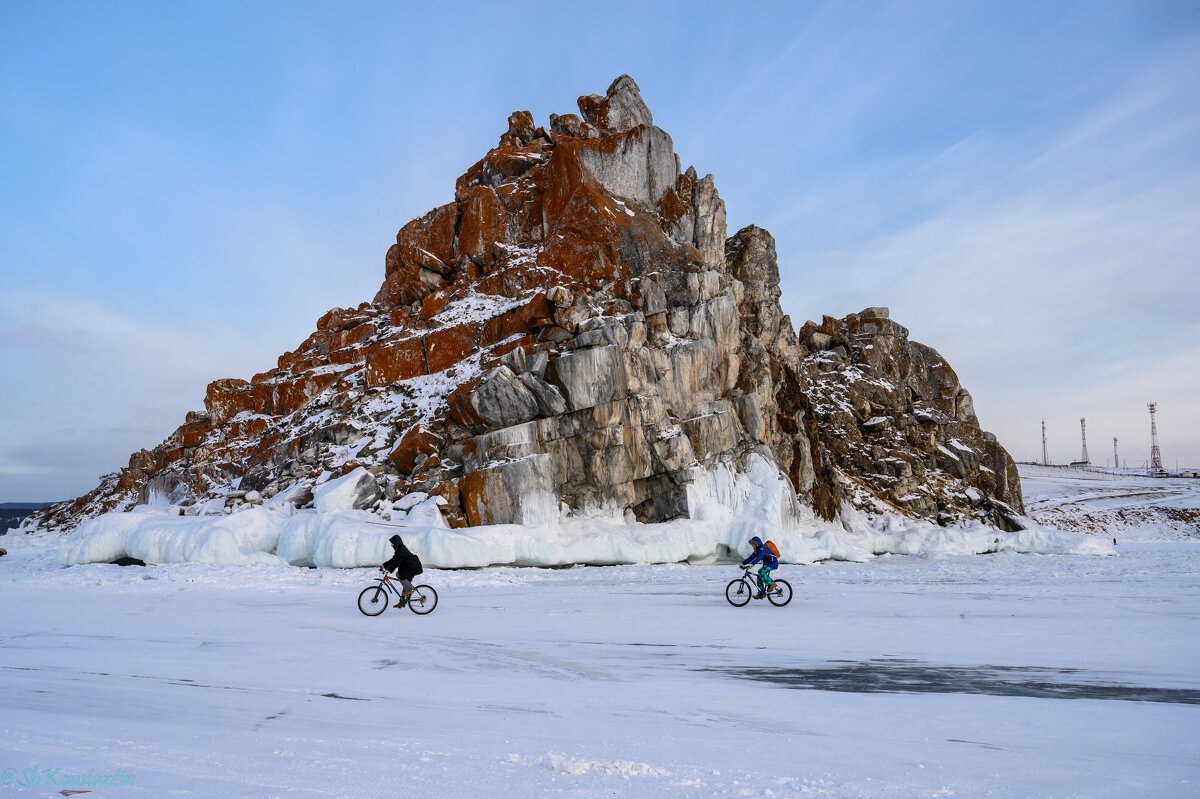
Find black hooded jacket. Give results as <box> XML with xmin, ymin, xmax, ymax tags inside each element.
<box><xmin>382</xmin><ymin>535</ymin><xmax>423</xmax><ymax>581</ymax></box>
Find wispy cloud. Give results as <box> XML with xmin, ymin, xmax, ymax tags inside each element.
<box><xmin>0</xmin><ymin>291</ymin><xmax>264</xmax><ymax>497</ymax></box>
<box><xmin>777</xmin><ymin>35</ymin><xmax>1200</xmax><ymax>466</ymax></box>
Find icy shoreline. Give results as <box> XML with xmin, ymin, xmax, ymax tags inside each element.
<box><xmin>42</xmin><ymin>491</ymin><xmax>1108</xmax><ymax>573</ymax></box>
<box><xmin>41</xmin><ymin>459</ymin><xmax>1112</xmax><ymax>569</ymax></box>
<box><xmin>45</xmin><ymin>508</ymin><xmax>1114</xmax><ymax>570</ymax></box>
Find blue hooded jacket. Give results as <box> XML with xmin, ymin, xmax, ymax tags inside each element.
<box><xmin>741</xmin><ymin>536</ymin><xmax>778</xmax><ymax>569</ymax></box>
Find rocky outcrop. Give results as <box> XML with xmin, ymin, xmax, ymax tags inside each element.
<box><xmin>794</xmin><ymin>308</ymin><xmax>1024</xmax><ymax>529</ymax></box>
<box><xmin>31</xmin><ymin>75</ymin><xmax>1023</xmax><ymax>537</ymax></box>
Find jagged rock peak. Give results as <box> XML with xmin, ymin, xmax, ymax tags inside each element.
<box><xmin>32</xmin><ymin>75</ymin><xmax>1024</xmax><ymax>540</ymax></box>
<box><xmin>578</xmin><ymin>74</ymin><xmax>653</xmax><ymax>133</ymax></box>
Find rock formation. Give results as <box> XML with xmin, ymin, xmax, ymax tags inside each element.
<box><xmin>31</xmin><ymin>76</ymin><xmax>1023</xmax><ymax>537</ymax></box>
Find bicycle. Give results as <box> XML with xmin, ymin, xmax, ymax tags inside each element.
<box><xmin>725</xmin><ymin>566</ymin><xmax>792</xmax><ymax>607</ymax></box>
<box><xmin>358</xmin><ymin>568</ymin><xmax>438</xmax><ymax>616</ymax></box>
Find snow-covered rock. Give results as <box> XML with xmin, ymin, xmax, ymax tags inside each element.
<box><xmin>314</xmin><ymin>468</ymin><xmax>382</xmax><ymax>514</ymax></box>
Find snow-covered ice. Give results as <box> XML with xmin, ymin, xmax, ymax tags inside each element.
<box><xmin>1</xmin><ymin>532</ymin><xmax>1196</xmax><ymax>797</ymax></box>
<box><xmin>2</xmin><ymin>466</ymin><xmax>1194</xmax><ymax>797</ymax></box>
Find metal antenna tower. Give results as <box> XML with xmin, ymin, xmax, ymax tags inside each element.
<box><xmin>1041</xmin><ymin>419</ymin><xmax>1048</xmax><ymax>465</ymax></box>
<box><xmin>1148</xmin><ymin>403</ymin><xmax>1163</xmax><ymax>471</ymax></box>
<box><xmin>1113</xmin><ymin>437</ymin><xmax>1119</xmax><ymax>470</ymax></box>
<box><xmin>1080</xmin><ymin>417</ymin><xmax>1089</xmax><ymax>464</ymax></box>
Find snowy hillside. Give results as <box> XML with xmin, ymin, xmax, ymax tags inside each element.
<box><xmin>1020</xmin><ymin>464</ymin><xmax>1200</xmax><ymax>541</ymax></box>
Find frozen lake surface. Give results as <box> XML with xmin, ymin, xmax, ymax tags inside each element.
<box><xmin>2</xmin><ymin>534</ymin><xmax>1198</xmax><ymax>797</ymax></box>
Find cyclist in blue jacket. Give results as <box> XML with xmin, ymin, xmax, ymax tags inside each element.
<box><xmin>741</xmin><ymin>536</ymin><xmax>779</xmax><ymax>600</ymax></box>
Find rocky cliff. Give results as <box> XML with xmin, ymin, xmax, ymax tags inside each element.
<box><xmin>32</xmin><ymin>76</ymin><xmax>1023</xmax><ymax>537</ymax></box>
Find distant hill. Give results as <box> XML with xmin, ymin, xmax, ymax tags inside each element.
<box><xmin>1</xmin><ymin>502</ymin><xmax>56</xmax><ymax>532</ymax></box>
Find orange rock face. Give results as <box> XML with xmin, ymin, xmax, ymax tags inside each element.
<box><xmin>332</xmin><ymin>323</ymin><xmax>376</xmax><ymax>350</ymax></box>
<box><xmin>423</xmin><ymin>323</ymin><xmax>479</xmax><ymax>374</ymax></box>
<box><xmin>457</xmin><ymin>186</ymin><xmax>509</xmax><ymax>272</ymax></box>
<box><xmin>204</xmin><ymin>378</ymin><xmax>252</xmax><ymax>424</ymax></box>
<box><xmin>388</xmin><ymin>425</ymin><xmax>441</xmax><ymax>475</ymax></box>
<box><xmin>180</xmin><ymin>420</ymin><xmax>212</xmax><ymax>449</ymax></box>
<box><xmin>375</xmin><ymin>253</ymin><xmax>431</xmax><ymax>306</ymax></box>
<box><xmin>363</xmin><ymin>337</ymin><xmax>427</xmax><ymax>388</ymax></box>
<box><xmin>458</xmin><ymin>467</ymin><xmax>502</xmax><ymax>527</ymax></box>
<box><xmin>393</xmin><ymin>203</ymin><xmax>457</xmax><ymax>276</ymax></box>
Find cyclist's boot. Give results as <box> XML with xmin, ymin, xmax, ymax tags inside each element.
<box><xmin>394</xmin><ymin>590</ymin><xmax>414</xmax><ymax>609</ymax></box>
<box><xmin>753</xmin><ymin>591</ymin><xmax>766</xmax><ymax>600</ymax></box>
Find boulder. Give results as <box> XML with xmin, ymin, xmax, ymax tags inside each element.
<box><xmin>314</xmin><ymin>468</ymin><xmax>382</xmax><ymax>514</ymax></box>
<box><xmin>389</xmin><ymin>425</ymin><xmax>442</xmax><ymax>475</ymax></box>
<box><xmin>457</xmin><ymin>186</ymin><xmax>508</xmax><ymax>270</ymax></box>
<box><xmin>204</xmin><ymin>378</ymin><xmax>252</xmax><ymax>424</ymax></box>
<box><xmin>394</xmin><ymin>203</ymin><xmax>457</xmax><ymax>276</ymax></box>
<box><xmin>466</xmin><ymin>367</ymin><xmax>540</xmax><ymax>428</ymax></box>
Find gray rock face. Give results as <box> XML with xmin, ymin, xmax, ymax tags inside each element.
<box><xmin>681</xmin><ymin>401</ymin><xmax>743</xmax><ymax>463</ymax></box>
<box><xmin>577</xmin><ymin>124</ymin><xmax>678</xmax><ymax>210</ymax></box>
<box><xmin>548</xmin><ymin>345</ymin><xmax>629</xmax><ymax>411</ymax></box>
<box><xmin>691</xmin><ymin>172</ymin><xmax>727</xmax><ymax>270</ymax></box>
<box><xmin>460</xmin><ymin>454</ymin><xmax>556</xmax><ymax>527</ymax></box>
<box><xmin>518</xmin><ymin>373</ymin><xmax>569</xmax><ymax>417</ymax></box>
<box><xmin>470</xmin><ymin>367</ymin><xmax>540</xmax><ymax>428</ymax></box>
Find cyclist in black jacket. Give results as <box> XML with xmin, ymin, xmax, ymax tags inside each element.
<box><xmin>382</xmin><ymin>535</ymin><xmax>423</xmax><ymax>608</ymax></box>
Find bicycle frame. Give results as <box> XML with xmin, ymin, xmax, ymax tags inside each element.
<box><xmin>738</xmin><ymin>566</ymin><xmax>777</xmax><ymax>588</ymax></box>
<box><xmin>373</xmin><ymin>571</ymin><xmax>404</xmax><ymax>598</ymax></box>
<box><xmin>376</xmin><ymin>570</ymin><xmax>431</xmax><ymax>600</ymax></box>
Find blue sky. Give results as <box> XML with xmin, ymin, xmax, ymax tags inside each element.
<box><xmin>2</xmin><ymin>0</ymin><xmax>1198</xmax><ymax>502</ymax></box>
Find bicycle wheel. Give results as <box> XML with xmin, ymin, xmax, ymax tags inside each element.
<box><xmin>407</xmin><ymin>585</ymin><xmax>438</xmax><ymax>615</ymax></box>
<box><xmin>358</xmin><ymin>585</ymin><xmax>389</xmax><ymax>616</ymax></box>
<box><xmin>767</xmin><ymin>579</ymin><xmax>793</xmax><ymax>607</ymax></box>
<box><xmin>725</xmin><ymin>578</ymin><xmax>753</xmax><ymax>607</ymax></box>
